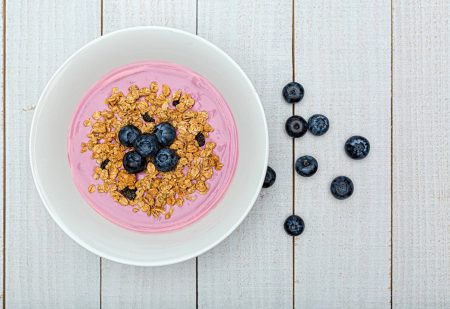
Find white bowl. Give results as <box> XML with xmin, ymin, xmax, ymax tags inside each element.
<box><xmin>30</xmin><ymin>27</ymin><xmax>268</xmax><ymax>266</ymax></box>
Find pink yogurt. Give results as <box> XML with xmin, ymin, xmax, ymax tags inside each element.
<box><xmin>68</xmin><ymin>61</ymin><xmax>238</xmax><ymax>232</ymax></box>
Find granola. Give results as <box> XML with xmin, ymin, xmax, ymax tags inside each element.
<box><xmin>82</xmin><ymin>83</ymin><xmax>223</xmax><ymax>220</ymax></box>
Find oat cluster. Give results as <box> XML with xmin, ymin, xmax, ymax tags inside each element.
<box><xmin>81</xmin><ymin>82</ymin><xmax>223</xmax><ymax>219</ymax></box>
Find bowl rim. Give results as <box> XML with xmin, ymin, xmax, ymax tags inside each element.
<box><xmin>29</xmin><ymin>26</ymin><xmax>268</xmax><ymax>266</ymax></box>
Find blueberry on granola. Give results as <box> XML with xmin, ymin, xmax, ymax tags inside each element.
<box><xmin>155</xmin><ymin>122</ymin><xmax>176</xmax><ymax>146</ymax></box>
<box><xmin>118</xmin><ymin>125</ymin><xmax>141</xmax><ymax>147</ymax></box>
<box><xmin>123</xmin><ymin>151</ymin><xmax>147</xmax><ymax>174</ymax></box>
<box><xmin>100</xmin><ymin>159</ymin><xmax>110</xmax><ymax>169</ymax></box>
<box><xmin>134</xmin><ymin>134</ymin><xmax>160</xmax><ymax>158</ymax></box>
<box><xmin>195</xmin><ymin>132</ymin><xmax>206</xmax><ymax>147</ymax></box>
<box><xmin>154</xmin><ymin>148</ymin><xmax>179</xmax><ymax>172</ymax></box>
<box><xmin>285</xmin><ymin>115</ymin><xmax>308</xmax><ymax>138</ymax></box>
<box><xmin>119</xmin><ymin>187</ymin><xmax>137</xmax><ymax>200</ymax></box>
<box><xmin>142</xmin><ymin>113</ymin><xmax>155</xmax><ymax>122</ymax></box>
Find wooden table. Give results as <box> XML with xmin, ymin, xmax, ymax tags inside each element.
<box><xmin>4</xmin><ymin>0</ymin><xmax>449</xmax><ymax>308</ymax></box>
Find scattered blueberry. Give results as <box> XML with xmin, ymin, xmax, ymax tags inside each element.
<box><xmin>134</xmin><ymin>134</ymin><xmax>160</xmax><ymax>158</ymax></box>
<box><xmin>118</xmin><ymin>125</ymin><xmax>141</xmax><ymax>147</ymax></box>
<box><xmin>295</xmin><ymin>155</ymin><xmax>318</xmax><ymax>177</ymax></box>
<box><xmin>308</xmin><ymin>114</ymin><xmax>329</xmax><ymax>136</ymax></box>
<box><xmin>123</xmin><ymin>151</ymin><xmax>147</xmax><ymax>174</ymax></box>
<box><xmin>284</xmin><ymin>215</ymin><xmax>305</xmax><ymax>236</ymax></box>
<box><xmin>345</xmin><ymin>136</ymin><xmax>370</xmax><ymax>159</ymax></box>
<box><xmin>100</xmin><ymin>159</ymin><xmax>110</xmax><ymax>169</ymax></box>
<box><xmin>330</xmin><ymin>176</ymin><xmax>354</xmax><ymax>200</ymax></box>
<box><xmin>154</xmin><ymin>148</ymin><xmax>179</xmax><ymax>172</ymax></box>
<box><xmin>172</xmin><ymin>99</ymin><xmax>180</xmax><ymax>106</ymax></box>
<box><xmin>142</xmin><ymin>113</ymin><xmax>155</xmax><ymax>122</ymax></box>
<box><xmin>195</xmin><ymin>132</ymin><xmax>206</xmax><ymax>147</ymax></box>
<box><xmin>263</xmin><ymin>166</ymin><xmax>276</xmax><ymax>188</ymax></box>
<box><xmin>119</xmin><ymin>187</ymin><xmax>137</xmax><ymax>200</ymax></box>
<box><xmin>285</xmin><ymin>115</ymin><xmax>308</xmax><ymax>138</ymax></box>
<box><xmin>282</xmin><ymin>82</ymin><xmax>304</xmax><ymax>103</ymax></box>
<box><xmin>154</xmin><ymin>122</ymin><xmax>177</xmax><ymax>146</ymax></box>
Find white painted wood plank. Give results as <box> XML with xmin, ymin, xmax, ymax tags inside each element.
<box><xmin>103</xmin><ymin>0</ymin><xmax>196</xmax><ymax>33</ymax></box>
<box><xmin>294</xmin><ymin>1</ymin><xmax>392</xmax><ymax>307</ymax></box>
<box><xmin>101</xmin><ymin>1</ymin><xmax>197</xmax><ymax>308</ymax></box>
<box><xmin>197</xmin><ymin>1</ymin><xmax>293</xmax><ymax>307</ymax></box>
<box><xmin>393</xmin><ymin>1</ymin><xmax>450</xmax><ymax>307</ymax></box>
<box><xmin>5</xmin><ymin>1</ymin><xmax>101</xmax><ymax>307</ymax></box>
<box><xmin>102</xmin><ymin>261</ymin><xmax>195</xmax><ymax>308</ymax></box>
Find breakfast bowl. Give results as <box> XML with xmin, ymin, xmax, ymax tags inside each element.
<box><xmin>30</xmin><ymin>27</ymin><xmax>268</xmax><ymax>266</ymax></box>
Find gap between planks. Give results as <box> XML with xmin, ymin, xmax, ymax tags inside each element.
<box><xmin>291</xmin><ymin>0</ymin><xmax>295</xmax><ymax>309</ymax></box>
<box><xmin>291</xmin><ymin>3</ymin><xmax>296</xmax><ymax>309</ymax></box>
<box><xmin>390</xmin><ymin>0</ymin><xmax>394</xmax><ymax>308</ymax></box>
<box><xmin>2</xmin><ymin>0</ymin><xmax>6</xmax><ymax>307</ymax></box>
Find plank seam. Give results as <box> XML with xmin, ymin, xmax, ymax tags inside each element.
<box><xmin>390</xmin><ymin>0</ymin><xmax>394</xmax><ymax>307</ymax></box>
<box><xmin>100</xmin><ymin>0</ymin><xmax>104</xmax><ymax>36</ymax></box>
<box><xmin>291</xmin><ymin>0</ymin><xmax>296</xmax><ymax>308</ymax></box>
<box><xmin>2</xmin><ymin>0</ymin><xmax>5</xmax><ymax>307</ymax></box>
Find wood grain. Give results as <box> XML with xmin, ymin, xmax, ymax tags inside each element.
<box><xmin>393</xmin><ymin>1</ymin><xmax>450</xmax><ymax>307</ymax></box>
<box><xmin>294</xmin><ymin>0</ymin><xmax>392</xmax><ymax>307</ymax></box>
<box><xmin>101</xmin><ymin>1</ymin><xmax>197</xmax><ymax>308</ymax></box>
<box><xmin>197</xmin><ymin>0</ymin><xmax>294</xmax><ymax>307</ymax></box>
<box><xmin>5</xmin><ymin>1</ymin><xmax>101</xmax><ymax>307</ymax></box>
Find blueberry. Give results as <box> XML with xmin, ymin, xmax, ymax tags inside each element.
<box><xmin>308</xmin><ymin>114</ymin><xmax>329</xmax><ymax>136</ymax></box>
<box><xmin>134</xmin><ymin>134</ymin><xmax>160</xmax><ymax>158</ymax></box>
<box><xmin>263</xmin><ymin>166</ymin><xmax>276</xmax><ymax>188</ymax></box>
<box><xmin>119</xmin><ymin>187</ymin><xmax>137</xmax><ymax>200</ymax></box>
<box><xmin>345</xmin><ymin>136</ymin><xmax>370</xmax><ymax>159</ymax></box>
<box><xmin>154</xmin><ymin>122</ymin><xmax>177</xmax><ymax>146</ymax></box>
<box><xmin>118</xmin><ymin>125</ymin><xmax>141</xmax><ymax>147</ymax></box>
<box><xmin>195</xmin><ymin>132</ymin><xmax>206</xmax><ymax>147</ymax></box>
<box><xmin>284</xmin><ymin>215</ymin><xmax>305</xmax><ymax>236</ymax></box>
<box><xmin>330</xmin><ymin>176</ymin><xmax>354</xmax><ymax>200</ymax></box>
<box><xmin>123</xmin><ymin>151</ymin><xmax>147</xmax><ymax>174</ymax></box>
<box><xmin>154</xmin><ymin>148</ymin><xmax>179</xmax><ymax>172</ymax></box>
<box><xmin>295</xmin><ymin>155</ymin><xmax>318</xmax><ymax>177</ymax></box>
<box><xmin>172</xmin><ymin>99</ymin><xmax>180</xmax><ymax>106</ymax></box>
<box><xmin>100</xmin><ymin>159</ymin><xmax>110</xmax><ymax>169</ymax></box>
<box><xmin>142</xmin><ymin>113</ymin><xmax>155</xmax><ymax>122</ymax></box>
<box><xmin>282</xmin><ymin>82</ymin><xmax>304</xmax><ymax>103</ymax></box>
<box><xmin>285</xmin><ymin>115</ymin><xmax>308</xmax><ymax>138</ymax></box>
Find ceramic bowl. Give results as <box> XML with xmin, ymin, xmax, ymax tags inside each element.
<box><xmin>30</xmin><ymin>27</ymin><xmax>268</xmax><ymax>266</ymax></box>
